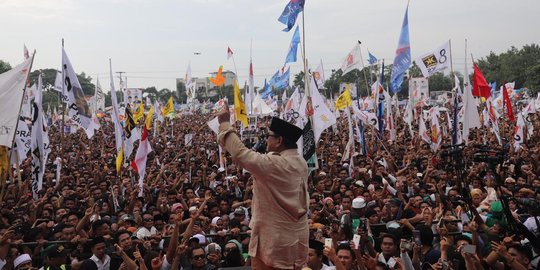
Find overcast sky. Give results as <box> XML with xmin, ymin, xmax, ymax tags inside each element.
<box><xmin>1</xmin><ymin>0</ymin><xmax>538</xmax><ymax>92</ymax></box>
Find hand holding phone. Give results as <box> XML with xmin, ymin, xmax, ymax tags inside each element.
<box><xmin>324</xmin><ymin>238</ymin><xmax>333</xmax><ymax>249</ymax></box>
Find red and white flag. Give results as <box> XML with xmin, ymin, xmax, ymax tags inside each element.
<box><xmin>132</xmin><ymin>127</ymin><xmax>153</xmax><ymax>196</ymax></box>
<box><xmin>502</xmin><ymin>83</ymin><xmax>515</xmax><ymax>122</ymax></box>
<box><xmin>227</xmin><ymin>47</ymin><xmax>234</xmax><ymax>60</ymax></box>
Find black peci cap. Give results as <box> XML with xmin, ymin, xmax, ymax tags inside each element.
<box><xmin>269</xmin><ymin>117</ymin><xmax>303</xmax><ymax>144</ymax></box>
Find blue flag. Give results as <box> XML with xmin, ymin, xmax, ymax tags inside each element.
<box><xmin>273</xmin><ymin>67</ymin><xmax>290</xmax><ymax>89</ymax></box>
<box><xmin>285</xmin><ymin>25</ymin><xmax>301</xmax><ymax>65</ymax></box>
<box><xmin>261</xmin><ymin>79</ymin><xmax>273</xmax><ymax>99</ymax></box>
<box><xmin>390</xmin><ymin>5</ymin><xmax>411</xmax><ymax>93</ymax></box>
<box><xmin>368</xmin><ymin>51</ymin><xmax>378</xmax><ymax>65</ymax></box>
<box><xmin>377</xmin><ymin>61</ymin><xmax>385</xmax><ymax>138</ymax></box>
<box><xmin>278</xmin><ymin>0</ymin><xmax>305</xmax><ymax>32</ymax></box>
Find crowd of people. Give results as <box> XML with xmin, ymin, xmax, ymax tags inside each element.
<box><xmin>0</xmin><ymin>99</ymin><xmax>539</xmax><ymax>270</ymax></box>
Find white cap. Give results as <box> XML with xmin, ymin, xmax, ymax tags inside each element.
<box><xmin>352</xmin><ymin>197</ymin><xmax>366</xmax><ymax>209</ymax></box>
<box><xmin>217</xmin><ymin>167</ymin><xmax>226</xmax><ymax>173</ymax></box>
<box><xmin>14</xmin><ymin>254</ymin><xmax>32</xmax><ymax>269</ymax></box>
<box><xmin>190</xmin><ymin>234</ymin><xmax>206</xmax><ymax>244</ymax></box>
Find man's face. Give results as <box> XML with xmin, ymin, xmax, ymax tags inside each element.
<box><xmin>92</xmin><ymin>243</ymin><xmax>106</xmax><ymax>259</ymax></box>
<box><xmin>508</xmin><ymin>247</ymin><xmax>529</xmax><ymax>266</ymax></box>
<box><xmin>118</xmin><ymin>233</ymin><xmax>132</xmax><ymax>249</ymax></box>
<box><xmin>342</xmin><ymin>198</ymin><xmax>352</xmax><ymax>210</ymax></box>
<box><xmin>266</xmin><ymin>131</ymin><xmax>282</xmax><ymax>152</ymax></box>
<box><xmin>61</xmin><ymin>227</ymin><xmax>76</xmax><ymax>241</ymax></box>
<box><xmin>191</xmin><ymin>248</ymin><xmax>206</xmax><ymax>267</ymax></box>
<box><xmin>381</xmin><ymin>237</ymin><xmax>396</xmax><ymax>256</ymax></box>
<box><xmin>337</xmin><ymin>249</ymin><xmax>354</xmax><ymax>269</ymax></box>
<box><xmin>307</xmin><ymin>248</ymin><xmax>321</xmax><ymax>269</ymax></box>
<box><xmin>143</xmin><ymin>214</ymin><xmax>154</xmax><ymax>229</ymax></box>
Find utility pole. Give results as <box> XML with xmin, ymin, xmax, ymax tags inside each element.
<box><xmin>116</xmin><ymin>71</ymin><xmax>125</xmax><ymax>104</ymax></box>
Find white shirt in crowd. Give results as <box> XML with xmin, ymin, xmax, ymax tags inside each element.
<box><xmin>90</xmin><ymin>254</ymin><xmax>111</xmax><ymax>270</ymax></box>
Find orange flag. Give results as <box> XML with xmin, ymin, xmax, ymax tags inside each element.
<box><xmin>210</xmin><ymin>65</ymin><xmax>225</xmax><ymax>87</ymax></box>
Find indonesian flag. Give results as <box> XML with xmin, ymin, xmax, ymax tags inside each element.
<box><xmin>131</xmin><ymin>127</ymin><xmax>152</xmax><ymax>196</ymax></box>
<box><xmin>227</xmin><ymin>47</ymin><xmax>234</xmax><ymax>60</ymax></box>
<box><xmin>502</xmin><ymin>83</ymin><xmax>515</xmax><ymax>122</ymax></box>
<box><xmin>472</xmin><ymin>63</ymin><xmax>491</xmax><ymax>99</ymax></box>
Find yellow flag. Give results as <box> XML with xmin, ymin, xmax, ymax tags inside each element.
<box><xmin>162</xmin><ymin>97</ymin><xmax>174</xmax><ymax>117</ymax></box>
<box><xmin>233</xmin><ymin>79</ymin><xmax>248</xmax><ymax>127</ymax></box>
<box><xmin>116</xmin><ymin>147</ymin><xmax>124</xmax><ymax>174</ymax></box>
<box><xmin>133</xmin><ymin>103</ymin><xmax>144</xmax><ymax>124</ymax></box>
<box><xmin>335</xmin><ymin>88</ymin><xmax>352</xmax><ymax>110</ymax></box>
<box><xmin>0</xmin><ymin>146</ymin><xmax>8</xmax><ymax>186</ymax></box>
<box><xmin>145</xmin><ymin>105</ymin><xmax>155</xmax><ymax>129</ymax></box>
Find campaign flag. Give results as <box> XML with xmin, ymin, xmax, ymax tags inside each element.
<box><xmin>124</xmin><ymin>104</ymin><xmax>140</xmax><ymax>159</ymax></box>
<box><xmin>227</xmin><ymin>47</ymin><xmax>234</xmax><ymax>60</ymax></box>
<box><xmin>247</xmin><ymin>61</ymin><xmax>255</xmax><ymax>115</ymax></box>
<box><xmin>514</xmin><ymin>112</ymin><xmax>525</xmax><ymax>151</ymax></box>
<box><xmin>486</xmin><ymin>98</ymin><xmax>502</xmax><ymax>145</ymax></box>
<box><xmin>390</xmin><ymin>5</ymin><xmax>411</xmax><ymax>93</ymax></box>
<box><xmin>109</xmin><ymin>59</ymin><xmax>124</xmax><ymax>155</ymax></box>
<box><xmin>162</xmin><ymin>97</ymin><xmax>174</xmax><ymax>117</ymax></box>
<box><xmin>368</xmin><ymin>51</ymin><xmax>378</xmax><ymax>65</ymax></box>
<box><xmin>278</xmin><ymin>0</ymin><xmax>305</xmax><ymax>32</ymax></box>
<box><xmin>502</xmin><ymin>83</ymin><xmax>515</xmax><ymax>122</ymax></box>
<box><xmin>62</xmin><ymin>48</ymin><xmax>95</xmax><ymax>138</ymax></box>
<box><xmin>233</xmin><ymin>79</ymin><xmax>248</xmax><ymax>127</ymax></box>
<box><xmin>341</xmin><ymin>44</ymin><xmax>361</xmax><ymax>76</ymax></box>
<box><xmin>261</xmin><ymin>79</ymin><xmax>272</xmax><ymax>100</ymax></box>
<box><xmin>312</xmin><ymin>60</ymin><xmax>325</xmax><ymax>89</ymax></box>
<box><xmin>24</xmin><ymin>45</ymin><xmax>30</xmax><ymax>60</ymax></box>
<box><xmin>132</xmin><ymin>126</ymin><xmax>152</xmax><ymax>196</ymax></box>
<box><xmin>11</xmin><ymin>118</ymin><xmax>31</xmax><ymax>165</ymax></box>
<box><xmin>461</xmin><ymin>56</ymin><xmax>481</xmax><ymax>144</ymax></box>
<box><xmin>145</xmin><ymin>106</ymin><xmax>154</xmax><ymax>129</ymax></box>
<box><xmin>133</xmin><ymin>103</ymin><xmax>145</xmax><ymax>124</ymax></box>
<box><xmin>309</xmin><ymin>76</ymin><xmax>336</xmax><ymax>142</ymax></box>
<box><xmin>415</xmin><ymin>41</ymin><xmax>452</xmax><ymax>77</ymax></box>
<box><xmin>154</xmin><ymin>100</ymin><xmax>164</xmax><ymax>123</ymax></box>
<box><xmin>185</xmin><ymin>63</ymin><xmax>193</xmax><ymax>100</ymax></box>
<box><xmin>472</xmin><ymin>63</ymin><xmax>491</xmax><ymax>99</ymax></box>
<box><xmin>31</xmin><ymin>75</ymin><xmax>51</xmax><ymax>198</ymax></box>
<box><xmin>418</xmin><ymin>114</ymin><xmax>431</xmax><ymax>145</ymax></box>
<box><xmin>116</xmin><ymin>147</ymin><xmax>123</xmax><ymax>174</ymax></box>
<box><xmin>210</xmin><ymin>65</ymin><xmax>225</xmax><ymax>87</ymax></box>
<box><xmin>0</xmin><ymin>56</ymin><xmax>33</xmax><ymax>147</ymax></box>
<box><xmin>335</xmin><ymin>87</ymin><xmax>352</xmax><ymax>110</ymax></box>
<box><xmin>273</xmin><ymin>67</ymin><xmax>290</xmax><ymax>89</ymax></box>
<box><xmin>430</xmin><ymin>108</ymin><xmax>442</xmax><ymax>152</ymax></box>
<box><xmin>285</xmin><ymin>25</ymin><xmax>301</xmax><ymax>65</ymax></box>
<box><xmin>94</xmin><ymin>78</ymin><xmax>105</xmax><ymax>113</ymax></box>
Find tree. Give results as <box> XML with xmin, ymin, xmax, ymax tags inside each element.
<box><xmin>477</xmin><ymin>44</ymin><xmax>540</xmax><ymax>94</ymax></box>
<box><xmin>158</xmin><ymin>88</ymin><xmax>172</xmax><ymax>103</ymax></box>
<box><xmin>176</xmin><ymin>81</ymin><xmax>187</xmax><ymax>103</ymax></box>
<box><xmin>293</xmin><ymin>71</ymin><xmax>305</xmax><ymax>89</ymax></box>
<box><xmin>0</xmin><ymin>60</ymin><xmax>11</xmax><ymax>74</ymax></box>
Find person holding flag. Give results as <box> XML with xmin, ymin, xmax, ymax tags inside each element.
<box><xmin>216</xmin><ymin>101</ymin><xmax>309</xmax><ymax>269</ymax></box>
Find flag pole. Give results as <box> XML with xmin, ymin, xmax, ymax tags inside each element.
<box><xmin>357</xmin><ymin>41</ymin><xmax>371</xmax><ymax>103</ymax></box>
<box><xmin>61</xmin><ymin>39</ymin><xmax>66</xmax><ymax>149</ymax></box>
<box><xmin>7</xmin><ymin>51</ymin><xmax>36</xmax><ymax>180</ymax></box>
<box><xmin>301</xmin><ymin>7</ymin><xmax>319</xmax><ymax>171</ymax></box>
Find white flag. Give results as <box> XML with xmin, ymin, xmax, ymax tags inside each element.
<box><xmin>309</xmin><ymin>76</ymin><xmax>336</xmax><ymax>142</ymax></box>
<box><xmin>94</xmin><ymin>78</ymin><xmax>105</xmax><ymax>112</ymax></box>
<box><xmin>418</xmin><ymin>114</ymin><xmax>431</xmax><ymax>145</ymax></box>
<box><xmin>415</xmin><ymin>40</ymin><xmax>452</xmax><ymax>77</ymax></box>
<box><xmin>11</xmin><ymin>118</ymin><xmax>31</xmax><ymax>165</ymax></box>
<box><xmin>461</xmin><ymin>59</ymin><xmax>481</xmax><ymax>144</ymax></box>
<box><xmin>154</xmin><ymin>99</ymin><xmax>164</xmax><ymax>122</ymax></box>
<box><xmin>429</xmin><ymin>108</ymin><xmax>442</xmax><ymax>152</ymax></box>
<box><xmin>312</xmin><ymin>60</ymin><xmax>325</xmax><ymax>89</ymax></box>
<box><xmin>131</xmin><ymin>127</ymin><xmax>152</xmax><ymax>197</ymax></box>
<box><xmin>31</xmin><ymin>75</ymin><xmax>50</xmax><ymax>199</ymax></box>
<box><xmin>514</xmin><ymin>112</ymin><xmax>525</xmax><ymax>151</ymax></box>
<box><xmin>0</xmin><ymin>56</ymin><xmax>33</xmax><ymax>147</ymax></box>
<box><xmin>109</xmin><ymin>60</ymin><xmax>124</xmax><ymax>154</ymax></box>
<box><xmin>62</xmin><ymin>48</ymin><xmax>94</xmax><ymax>138</ymax></box>
<box><xmin>340</xmin><ymin>44</ymin><xmax>361</xmax><ymax>76</ymax></box>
